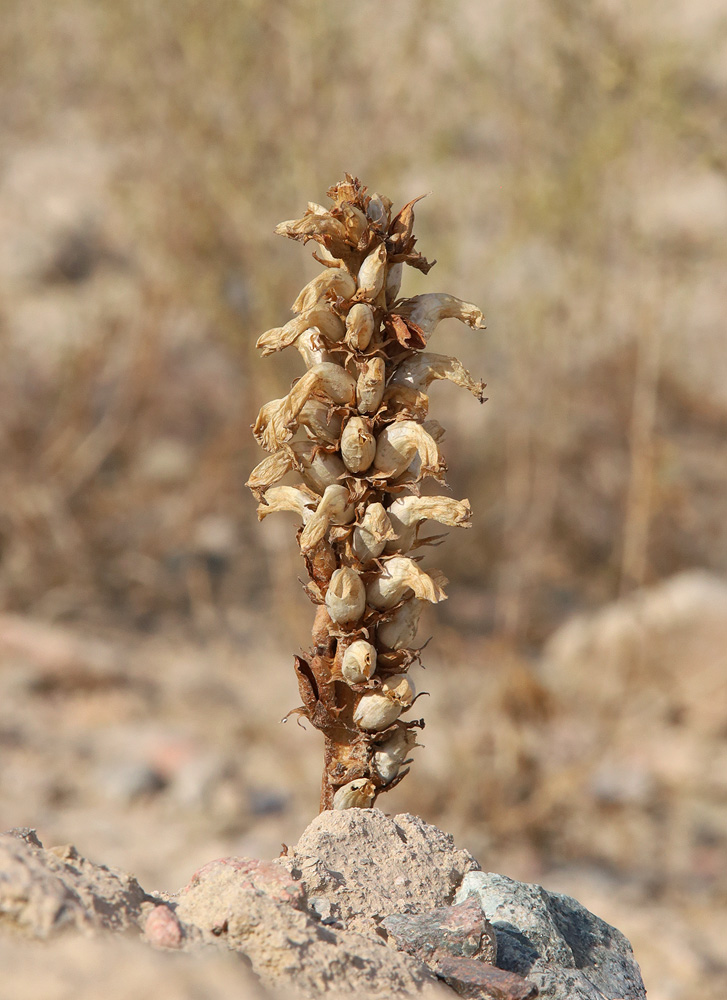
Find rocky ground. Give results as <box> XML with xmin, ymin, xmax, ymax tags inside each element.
<box><xmin>0</xmin><ymin>810</ymin><xmax>646</xmax><ymax>1000</ymax></box>
<box><xmin>2</xmin><ymin>571</ymin><xmax>727</xmax><ymax>997</ymax></box>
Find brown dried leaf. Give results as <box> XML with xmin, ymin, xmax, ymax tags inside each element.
<box><xmin>383</xmin><ymin>314</ymin><xmax>427</xmax><ymax>351</ymax></box>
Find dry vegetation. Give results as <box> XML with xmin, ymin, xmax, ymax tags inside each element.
<box><xmin>1</xmin><ymin>2</ymin><xmax>727</xmax><ymax>998</ymax></box>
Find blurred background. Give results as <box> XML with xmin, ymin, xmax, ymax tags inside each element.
<box><xmin>1</xmin><ymin>1</ymin><xmax>726</xmax><ymax>996</ymax></box>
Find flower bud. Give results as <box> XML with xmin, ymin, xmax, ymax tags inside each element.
<box><xmin>340</xmin><ymin>416</ymin><xmax>376</xmax><ymax>473</ymax></box>
<box><xmin>332</xmin><ymin>778</ymin><xmax>376</xmax><ymax>810</ymax></box>
<box><xmin>345</xmin><ymin>302</ymin><xmax>376</xmax><ymax>351</ymax></box>
<box><xmin>325</xmin><ymin>567</ymin><xmax>366</xmax><ymax>624</ymax></box>
<box><xmin>341</xmin><ymin>639</ymin><xmax>377</xmax><ymax>684</ymax></box>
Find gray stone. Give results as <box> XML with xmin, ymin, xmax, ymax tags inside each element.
<box><xmin>382</xmin><ymin>896</ymin><xmax>497</xmax><ymax>963</ymax></box>
<box><xmin>456</xmin><ymin>871</ymin><xmax>646</xmax><ymax>999</ymax></box>
<box><xmin>0</xmin><ymin>831</ymin><xmax>153</xmax><ymax>938</ymax></box>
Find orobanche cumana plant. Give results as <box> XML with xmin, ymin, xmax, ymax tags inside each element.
<box><xmin>247</xmin><ymin>176</ymin><xmax>486</xmax><ymax>812</ymax></box>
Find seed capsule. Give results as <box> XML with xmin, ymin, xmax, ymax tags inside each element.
<box><xmin>352</xmin><ymin>503</ymin><xmax>395</xmax><ymax>563</ymax></box>
<box><xmin>345</xmin><ymin>303</ymin><xmax>376</xmax><ymax>351</ymax></box>
<box><xmin>325</xmin><ymin>567</ymin><xmax>366</xmax><ymax>624</ymax></box>
<box><xmin>381</xmin><ymin>672</ymin><xmax>416</xmax><ymax>707</ymax></box>
<box><xmin>366</xmin><ymin>192</ymin><xmax>392</xmax><ymax>231</ymax></box>
<box><xmin>332</xmin><ymin>778</ymin><xmax>376</xmax><ymax>810</ymax></box>
<box><xmin>354</xmin><ymin>693</ymin><xmax>402</xmax><ymax>732</ymax></box>
<box><xmin>298</xmin><ymin>401</ymin><xmax>343</xmax><ymax>445</ymax></box>
<box><xmin>356</xmin><ymin>243</ymin><xmax>387</xmax><ymax>301</ymax></box>
<box><xmin>340</xmin><ymin>416</ymin><xmax>376</xmax><ymax>473</ymax></box>
<box><xmin>373</xmin><ymin>728</ymin><xmax>418</xmax><ymax>784</ymax></box>
<box><xmin>377</xmin><ymin>599</ymin><xmax>423</xmax><ymax>650</ymax></box>
<box><xmin>341</xmin><ymin>640</ymin><xmax>377</xmax><ymax>684</ymax></box>
<box><xmin>356</xmin><ymin>358</ymin><xmax>386</xmax><ymax>415</ymax></box>
<box><xmin>290</xmin><ymin>442</ymin><xmax>346</xmax><ymax>494</ymax></box>
<box><xmin>385</xmin><ymin>262</ymin><xmax>403</xmax><ymax>307</ymax></box>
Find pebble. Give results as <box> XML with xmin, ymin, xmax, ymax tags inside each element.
<box><xmin>144</xmin><ymin>904</ymin><xmax>183</xmax><ymax>950</ymax></box>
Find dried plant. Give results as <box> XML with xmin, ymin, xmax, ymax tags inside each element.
<box><xmin>248</xmin><ymin>175</ymin><xmax>487</xmax><ymax>812</ymax></box>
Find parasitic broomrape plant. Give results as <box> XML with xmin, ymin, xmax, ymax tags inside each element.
<box><xmin>247</xmin><ymin>175</ymin><xmax>487</xmax><ymax>812</ymax></box>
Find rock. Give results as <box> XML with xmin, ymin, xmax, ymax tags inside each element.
<box><xmin>173</xmin><ymin>851</ymin><xmax>444</xmax><ymax>998</ymax></box>
<box><xmin>0</xmin><ymin>830</ymin><xmax>153</xmax><ymax>938</ymax></box>
<box><xmin>278</xmin><ymin>808</ymin><xmax>480</xmax><ymax>936</ymax></box>
<box><xmin>144</xmin><ymin>904</ymin><xmax>184</xmax><ymax>950</ymax></box>
<box><xmin>435</xmin><ymin>956</ymin><xmax>538</xmax><ymax>1000</ymax></box>
<box><xmin>382</xmin><ymin>896</ymin><xmax>497</xmax><ymax>963</ymax></box>
<box><xmin>0</xmin><ymin>813</ymin><xmax>646</xmax><ymax>1000</ymax></box>
<box><xmin>456</xmin><ymin>871</ymin><xmax>646</xmax><ymax>999</ymax></box>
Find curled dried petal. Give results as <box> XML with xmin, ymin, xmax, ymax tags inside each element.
<box><xmin>386</xmin><ymin>496</ymin><xmax>472</xmax><ymax>553</ymax></box>
<box><xmin>293</xmin><ymin>270</ymin><xmax>357</xmax><ymax>313</ymax></box>
<box><xmin>372</xmin><ymin>421</ymin><xmax>443</xmax><ymax>480</ymax></box>
<box><xmin>257</xmin><ymin>307</ymin><xmax>344</xmax><ymax>356</ymax></box>
<box><xmin>352</xmin><ymin>502</ymin><xmax>396</xmax><ymax>563</ymax></box>
<box><xmin>325</xmin><ymin>567</ymin><xmax>366</xmax><ymax>624</ymax></box>
<box><xmin>367</xmin><ymin>556</ymin><xmax>447</xmax><ymax>610</ymax></box>
<box><xmin>253</xmin><ymin>363</ymin><xmax>356</xmax><ymax>452</ymax></box>
<box><xmin>246</xmin><ymin>451</ymin><xmax>295</xmax><ymax>500</ymax></box>
<box><xmin>340</xmin><ymin>416</ymin><xmax>376</xmax><ymax>473</ymax></box>
<box><xmin>300</xmin><ymin>484</ymin><xmax>354</xmax><ymax>550</ymax></box>
<box><xmin>356</xmin><ymin>358</ymin><xmax>386</xmax><ymax>415</ymax></box>
<box><xmin>275</xmin><ymin>210</ymin><xmax>348</xmax><ymax>246</ymax></box>
<box><xmin>395</xmin><ymin>293</ymin><xmax>486</xmax><ymax>341</ymax></box>
<box><xmin>389</xmin><ymin>352</ymin><xmax>486</xmax><ymax>403</ymax></box>
<box><xmin>256</xmin><ymin>485</ymin><xmax>317</xmax><ymax>522</ymax></box>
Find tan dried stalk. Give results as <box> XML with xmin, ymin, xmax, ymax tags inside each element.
<box><xmin>247</xmin><ymin>175</ymin><xmax>487</xmax><ymax>812</ymax></box>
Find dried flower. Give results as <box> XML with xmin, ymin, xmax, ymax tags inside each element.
<box><xmin>248</xmin><ymin>175</ymin><xmax>487</xmax><ymax>811</ymax></box>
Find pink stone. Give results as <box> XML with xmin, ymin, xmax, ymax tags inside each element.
<box><xmin>183</xmin><ymin>857</ymin><xmax>304</xmax><ymax>909</ymax></box>
<box><xmin>144</xmin><ymin>904</ymin><xmax>183</xmax><ymax>949</ymax></box>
